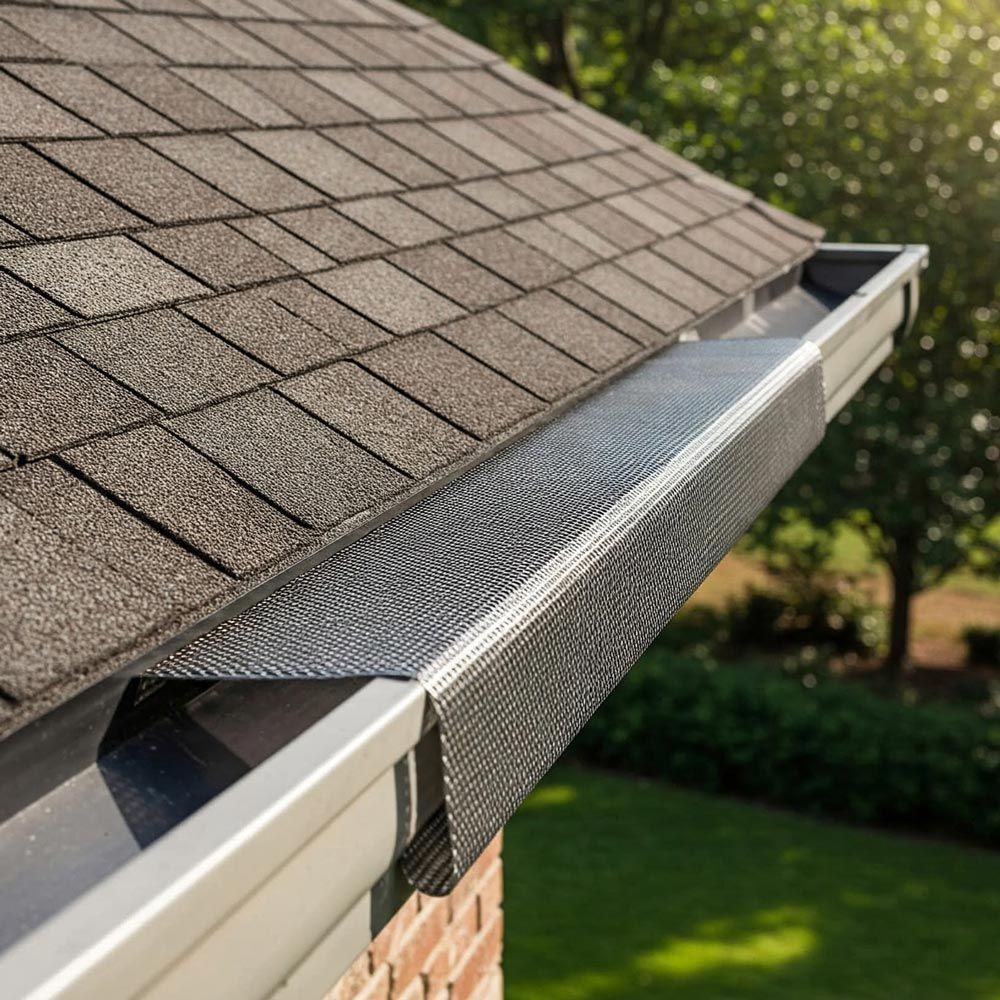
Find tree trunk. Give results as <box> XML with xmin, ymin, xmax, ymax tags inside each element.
<box><xmin>885</xmin><ymin>534</ymin><xmax>916</xmax><ymax>676</ymax></box>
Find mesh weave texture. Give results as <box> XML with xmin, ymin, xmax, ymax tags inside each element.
<box><xmin>151</xmin><ymin>337</ymin><xmax>826</xmax><ymax>893</ymax></box>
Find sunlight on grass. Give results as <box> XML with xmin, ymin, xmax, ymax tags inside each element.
<box><xmin>639</xmin><ymin>910</ymin><xmax>816</xmax><ymax>977</ymax></box>
<box><xmin>519</xmin><ymin>783</ymin><xmax>577</xmax><ymax>810</ymax></box>
<box><xmin>506</xmin><ymin>767</ymin><xmax>1000</xmax><ymax>1000</ymax></box>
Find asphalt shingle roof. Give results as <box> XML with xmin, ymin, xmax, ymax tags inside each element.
<box><xmin>0</xmin><ymin>0</ymin><xmax>823</xmax><ymax>736</ymax></box>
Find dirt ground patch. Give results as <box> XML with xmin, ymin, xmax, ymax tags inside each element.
<box><xmin>690</xmin><ymin>554</ymin><xmax>1000</xmax><ymax>670</ymax></box>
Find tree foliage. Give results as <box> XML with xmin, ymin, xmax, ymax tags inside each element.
<box><xmin>416</xmin><ymin>0</ymin><xmax>999</xmax><ymax>667</ymax></box>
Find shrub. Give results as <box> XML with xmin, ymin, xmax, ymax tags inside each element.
<box><xmin>966</xmin><ymin>627</ymin><xmax>1000</xmax><ymax>668</ymax></box>
<box><xmin>573</xmin><ymin>653</ymin><xmax>1000</xmax><ymax>844</ymax></box>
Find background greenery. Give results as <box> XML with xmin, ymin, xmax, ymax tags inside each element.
<box><xmin>413</xmin><ymin>0</ymin><xmax>999</xmax><ymax>672</ymax></box>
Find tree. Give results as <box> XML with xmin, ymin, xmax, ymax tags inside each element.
<box><xmin>416</xmin><ymin>0</ymin><xmax>999</xmax><ymax>672</ymax></box>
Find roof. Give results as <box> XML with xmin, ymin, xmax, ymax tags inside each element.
<box><xmin>0</xmin><ymin>0</ymin><xmax>823</xmax><ymax>740</ymax></box>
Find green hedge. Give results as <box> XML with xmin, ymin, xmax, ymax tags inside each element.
<box><xmin>572</xmin><ymin>653</ymin><xmax>1000</xmax><ymax>844</ymax></box>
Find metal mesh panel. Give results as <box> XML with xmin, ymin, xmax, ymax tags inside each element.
<box><xmin>150</xmin><ymin>338</ymin><xmax>825</xmax><ymax>893</ymax></box>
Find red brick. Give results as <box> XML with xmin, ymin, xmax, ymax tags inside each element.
<box><xmin>449</xmin><ymin>835</ymin><xmax>503</xmax><ymax>917</ymax></box>
<box><xmin>472</xmin><ymin>968</ymin><xmax>503</xmax><ymax>1000</ymax></box>
<box><xmin>477</xmin><ymin>860</ymin><xmax>503</xmax><ymax>926</ymax></box>
<box><xmin>370</xmin><ymin>894</ymin><xmax>420</xmax><ymax>968</ymax></box>
<box><xmin>388</xmin><ymin>898</ymin><xmax>448</xmax><ymax>997</ymax></box>
<box><xmin>449</xmin><ymin>913</ymin><xmax>503</xmax><ymax>1000</ymax></box>
<box><xmin>422</xmin><ymin>896</ymin><xmax>478</xmax><ymax>996</ymax></box>
<box><xmin>355</xmin><ymin>964</ymin><xmax>391</xmax><ymax>1000</ymax></box>
<box><xmin>393</xmin><ymin>978</ymin><xmax>425</xmax><ymax>1000</ymax></box>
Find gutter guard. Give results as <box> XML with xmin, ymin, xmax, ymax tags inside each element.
<box><xmin>151</xmin><ymin>337</ymin><xmax>826</xmax><ymax>894</ymax></box>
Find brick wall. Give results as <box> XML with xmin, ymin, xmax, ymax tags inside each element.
<box><xmin>327</xmin><ymin>834</ymin><xmax>503</xmax><ymax>1000</ymax></box>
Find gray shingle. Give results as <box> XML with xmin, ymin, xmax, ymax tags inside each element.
<box><xmin>401</xmin><ymin>70</ymin><xmax>500</xmax><ymax>115</ymax></box>
<box><xmin>306</xmin><ymin>69</ymin><xmax>417</xmax><ymax>119</ymax></box>
<box><xmin>174</xmin><ymin>68</ymin><xmax>297</xmax><ymax>126</ymax></box>
<box><xmin>685</xmin><ymin>223</ymin><xmax>775</xmax><ymax>278</ymax></box>
<box><xmin>438</xmin><ymin>311</ymin><xmax>591</xmax><ymax>403</ymax></box>
<box><xmin>392</xmin><ymin>244</ymin><xmax>517</xmax><ymax>309</ymax></box>
<box><xmin>0</xmin><ymin>237</ymin><xmax>208</xmax><ymax>317</ymax></box>
<box><xmin>0</xmin><ymin>495</ymin><xmax>165</xmax><ymax>705</ymax></box>
<box><xmin>57</xmin><ymin>308</ymin><xmax>270</xmax><ymax>413</ymax></box>
<box><xmin>0</xmin><ymin>337</ymin><xmax>156</xmax><ymax>457</ymax></box>
<box><xmin>105</xmin><ymin>12</ymin><xmax>243</xmax><ymax>65</ymax></box>
<box><xmin>279</xmin><ymin>361</ymin><xmax>475</xmax><ymax>477</ymax></box>
<box><xmin>735</xmin><ymin>205</ymin><xmax>814</xmax><ymax>254</ymax></box>
<box><xmin>96</xmin><ymin>66</ymin><xmax>250</xmax><ymax>131</ymax></box>
<box><xmin>0</xmin><ymin>220</ymin><xmax>25</xmax><ymax>246</ymax></box>
<box><xmin>230</xmin><ymin>215</ymin><xmax>334</xmax><ymax>271</ymax></box>
<box><xmin>455</xmin><ymin>68</ymin><xmax>546</xmax><ymax>113</ymax></box>
<box><xmin>652</xmin><ymin>235</ymin><xmax>752</xmax><ymax>295</ymax></box>
<box><xmin>505</xmin><ymin>218</ymin><xmax>599</xmax><ymax>272</ymax></box>
<box><xmin>361</xmin><ymin>69</ymin><xmax>455</xmax><ymax>117</ymax></box>
<box><xmin>712</xmin><ymin>212</ymin><xmax>791</xmax><ymax>264</ymax></box>
<box><xmin>568</xmin><ymin>201</ymin><xmax>656</xmax><ymax>251</ymax></box>
<box><xmin>552</xmin><ymin>278</ymin><xmax>664</xmax><ymax>348</ymax></box>
<box><xmin>169</xmin><ymin>389</ymin><xmax>408</xmax><ymax>528</ymax></box>
<box><xmin>0</xmin><ymin>19</ymin><xmax>59</xmax><ymax>60</ymax></box>
<box><xmin>0</xmin><ymin>72</ymin><xmax>98</xmax><ymax>139</ymax></box>
<box><xmin>515</xmin><ymin>112</ymin><xmax>599</xmax><ymax>158</ymax></box>
<box><xmin>273</xmin><ymin>206</ymin><xmax>391</xmax><ymax>260</ymax></box>
<box><xmin>322</xmin><ymin>123</ymin><xmax>449</xmax><ymax>186</ymax></box>
<box><xmin>359</xmin><ymin>332</ymin><xmax>541</xmax><ymax>438</ymax></box>
<box><xmin>377</xmin><ymin>121</ymin><xmax>492</xmax><ymax>179</ymax></box>
<box><xmin>503</xmin><ymin>170</ymin><xmax>585</xmax><ymax>211</ymax></box>
<box><xmin>5</xmin><ymin>64</ymin><xmax>177</xmax><ymax>136</ymax></box>
<box><xmin>550</xmin><ymin>160</ymin><xmax>624</xmax><ymax>198</ymax></box>
<box><xmin>136</xmin><ymin>222</ymin><xmax>294</xmax><ymax>290</ymax></box>
<box><xmin>430</xmin><ymin>119</ymin><xmax>540</xmax><ymax>172</ymax></box>
<box><xmin>400</xmin><ymin>187</ymin><xmax>500</xmax><ymax>233</ymax></box>
<box><xmin>632</xmin><ymin>183</ymin><xmax>709</xmax><ymax>227</ymax></box>
<box><xmin>660</xmin><ymin>177</ymin><xmax>731</xmax><ymax>218</ymax></box>
<box><xmin>347</xmin><ymin>26</ymin><xmax>444</xmax><ymax>68</ymax></box>
<box><xmin>0</xmin><ymin>460</ymin><xmax>224</xmax><ymax>605</ymax></box>
<box><xmin>590</xmin><ymin>152</ymin><xmax>651</xmax><ymax>188</ymax></box>
<box><xmin>0</xmin><ymin>273</ymin><xmax>74</xmax><ymax>339</ymax></box>
<box><xmin>499</xmin><ymin>289</ymin><xmax>637</xmax><ymax>371</ymax></box>
<box><xmin>1</xmin><ymin>8</ymin><xmax>160</xmax><ymax>64</ymax></box>
<box><xmin>242</xmin><ymin>21</ymin><xmax>352</xmax><ymax>66</ymax></box>
<box><xmin>618</xmin><ymin>248</ymin><xmax>724</xmax><ymax>313</ymax></box>
<box><xmin>480</xmin><ymin>115</ymin><xmax>571</xmax><ymax>164</ymax></box>
<box><xmin>577</xmin><ymin>262</ymin><xmax>694</xmax><ymax>335</ymax></box>
<box><xmin>315</xmin><ymin>259</ymin><xmax>466</xmax><ymax>334</ymax></box>
<box><xmin>65</xmin><ymin>424</ymin><xmax>307</xmax><ymax>577</ymax></box>
<box><xmin>237</xmin><ymin>128</ymin><xmax>400</xmax><ymax>198</ymax></box>
<box><xmin>335</xmin><ymin>195</ymin><xmax>449</xmax><ymax>247</ymax></box>
<box><xmin>182</xmin><ymin>17</ymin><xmax>293</xmax><ymax>66</ymax></box>
<box><xmin>450</xmin><ymin>231</ymin><xmax>569</xmax><ymax>290</ymax></box>
<box><xmin>182</xmin><ymin>287</ymin><xmax>341</xmax><ymax>374</ymax></box>
<box><xmin>233</xmin><ymin>69</ymin><xmax>362</xmax><ymax>125</ymax></box>
<box><xmin>544</xmin><ymin>212</ymin><xmax>619</xmax><ymax>259</ymax></box>
<box><xmin>148</xmin><ymin>133</ymin><xmax>321</xmax><ymax>212</ymax></box>
<box><xmin>41</xmin><ymin>138</ymin><xmax>242</xmax><ymax>225</ymax></box>
<box><xmin>455</xmin><ymin>178</ymin><xmax>541</xmax><ymax>221</ymax></box>
<box><xmin>607</xmin><ymin>192</ymin><xmax>682</xmax><ymax>238</ymax></box>
<box><xmin>750</xmin><ymin>198</ymin><xmax>825</xmax><ymax>241</ymax></box>
<box><xmin>0</xmin><ymin>145</ymin><xmax>141</xmax><ymax>239</ymax></box>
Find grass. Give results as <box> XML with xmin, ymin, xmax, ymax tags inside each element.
<box><xmin>504</xmin><ymin>767</ymin><xmax>1000</xmax><ymax>1000</ymax></box>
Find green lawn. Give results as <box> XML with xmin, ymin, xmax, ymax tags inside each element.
<box><xmin>505</xmin><ymin>767</ymin><xmax>1000</xmax><ymax>1000</ymax></box>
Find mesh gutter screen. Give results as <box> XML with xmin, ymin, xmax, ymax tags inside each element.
<box><xmin>150</xmin><ymin>338</ymin><xmax>825</xmax><ymax>894</ymax></box>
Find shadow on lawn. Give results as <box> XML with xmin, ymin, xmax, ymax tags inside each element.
<box><xmin>504</xmin><ymin>768</ymin><xmax>1000</xmax><ymax>1000</ymax></box>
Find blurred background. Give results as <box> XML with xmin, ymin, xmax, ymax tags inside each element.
<box><xmin>414</xmin><ymin>1</ymin><xmax>998</xmax><ymax>997</ymax></box>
